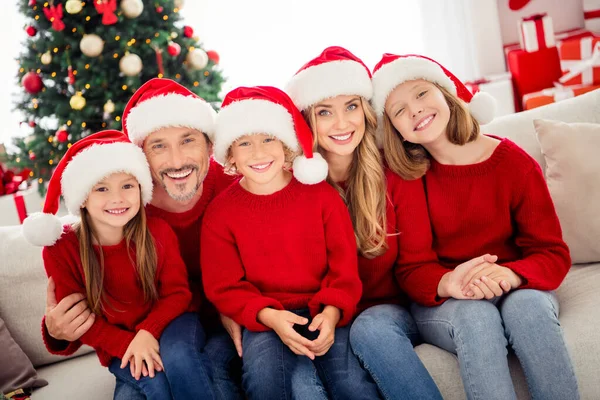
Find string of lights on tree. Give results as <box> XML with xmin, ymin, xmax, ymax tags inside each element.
<box><xmin>9</xmin><ymin>0</ymin><xmax>224</xmax><ymax>194</ymax></box>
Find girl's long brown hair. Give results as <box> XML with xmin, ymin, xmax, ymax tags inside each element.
<box><xmin>305</xmin><ymin>98</ymin><xmax>388</xmax><ymax>259</ymax></box>
<box><xmin>75</xmin><ymin>191</ymin><xmax>158</xmax><ymax>315</ymax></box>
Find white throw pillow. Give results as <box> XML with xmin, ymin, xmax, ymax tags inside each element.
<box><xmin>534</xmin><ymin>119</ymin><xmax>600</xmax><ymax>264</ymax></box>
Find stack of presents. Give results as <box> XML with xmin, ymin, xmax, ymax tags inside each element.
<box><xmin>465</xmin><ymin>0</ymin><xmax>600</xmax><ymax>114</ymax></box>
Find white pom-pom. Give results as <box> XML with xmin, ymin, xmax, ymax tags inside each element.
<box><xmin>469</xmin><ymin>91</ymin><xmax>496</xmax><ymax>125</ymax></box>
<box><xmin>22</xmin><ymin>212</ymin><xmax>64</xmax><ymax>247</ymax></box>
<box><xmin>292</xmin><ymin>152</ymin><xmax>329</xmax><ymax>185</ymax></box>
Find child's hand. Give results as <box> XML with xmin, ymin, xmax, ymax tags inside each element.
<box><xmin>438</xmin><ymin>254</ymin><xmax>498</xmax><ymax>299</ymax></box>
<box><xmin>307</xmin><ymin>306</ymin><xmax>340</xmax><ymax>356</ymax></box>
<box><xmin>120</xmin><ymin>329</ymin><xmax>164</xmax><ymax>380</ymax></box>
<box><xmin>462</xmin><ymin>265</ymin><xmax>522</xmax><ymax>298</ymax></box>
<box><xmin>257</xmin><ymin>308</ymin><xmax>316</xmax><ymax>360</ymax></box>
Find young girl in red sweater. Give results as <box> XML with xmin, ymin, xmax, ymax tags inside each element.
<box><xmin>371</xmin><ymin>54</ymin><xmax>579</xmax><ymax>399</ymax></box>
<box><xmin>23</xmin><ymin>130</ymin><xmax>215</xmax><ymax>400</ymax></box>
<box><xmin>201</xmin><ymin>86</ymin><xmax>375</xmax><ymax>400</ymax></box>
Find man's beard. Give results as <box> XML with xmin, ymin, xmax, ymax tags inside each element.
<box><xmin>158</xmin><ymin>164</ymin><xmax>203</xmax><ymax>202</ymax></box>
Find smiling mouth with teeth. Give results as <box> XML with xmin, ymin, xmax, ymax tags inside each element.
<box><xmin>330</xmin><ymin>132</ymin><xmax>353</xmax><ymax>141</ymax></box>
<box><xmin>249</xmin><ymin>161</ymin><xmax>273</xmax><ymax>171</ymax></box>
<box><xmin>415</xmin><ymin>115</ymin><xmax>435</xmax><ymax>131</ymax></box>
<box><xmin>105</xmin><ymin>208</ymin><xmax>129</xmax><ymax>215</ymax></box>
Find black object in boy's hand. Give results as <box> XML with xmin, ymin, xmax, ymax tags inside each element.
<box><xmin>293</xmin><ymin>320</ymin><xmax>320</xmax><ymax>341</ymax></box>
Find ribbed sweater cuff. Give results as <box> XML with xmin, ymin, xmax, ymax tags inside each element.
<box><xmin>41</xmin><ymin>317</ymin><xmax>82</xmax><ymax>356</ymax></box>
<box><xmin>309</xmin><ymin>289</ymin><xmax>357</xmax><ymax>327</ymax></box>
<box><xmin>242</xmin><ymin>297</ymin><xmax>285</xmax><ymax>332</ymax></box>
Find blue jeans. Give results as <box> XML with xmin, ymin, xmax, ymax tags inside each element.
<box><xmin>242</xmin><ymin>309</ymin><xmax>381</xmax><ymax>400</ymax></box>
<box><xmin>204</xmin><ymin>326</ymin><xmax>245</xmax><ymax>400</ymax></box>
<box><xmin>109</xmin><ymin>312</ymin><xmax>216</xmax><ymax>400</ymax></box>
<box><xmin>411</xmin><ymin>290</ymin><xmax>579</xmax><ymax>400</ymax></box>
<box><xmin>349</xmin><ymin>304</ymin><xmax>443</xmax><ymax>400</ymax></box>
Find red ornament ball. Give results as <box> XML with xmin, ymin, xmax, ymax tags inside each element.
<box><xmin>56</xmin><ymin>129</ymin><xmax>68</xmax><ymax>143</ymax></box>
<box><xmin>28</xmin><ymin>121</ymin><xmax>36</xmax><ymax>128</ymax></box>
<box><xmin>156</xmin><ymin>6</ymin><xmax>164</xmax><ymax>13</ymax></box>
<box><xmin>28</xmin><ymin>0</ymin><xmax>36</xmax><ymax>6</ymax></box>
<box><xmin>29</xmin><ymin>152</ymin><xmax>36</xmax><ymax>161</ymax></box>
<box><xmin>183</xmin><ymin>26</ymin><xmax>194</xmax><ymax>38</ymax></box>
<box><xmin>21</xmin><ymin>71</ymin><xmax>44</xmax><ymax>94</ymax></box>
<box><xmin>26</xmin><ymin>26</ymin><xmax>37</xmax><ymax>36</ymax></box>
<box><xmin>167</xmin><ymin>42</ymin><xmax>181</xmax><ymax>56</ymax></box>
<box><xmin>206</xmin><ymin>50</ymin><xmax>220</xmax><ymax>64</ymax></box>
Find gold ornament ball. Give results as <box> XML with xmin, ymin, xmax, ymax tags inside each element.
<box><xmin>121</xmin><ymin>0</ymin><xmax>144</xmax><ymax>18</ymax></box>
<box><xmin>70</xmin><ymin>93</ymin><xmax>86</xmax><ymax>110</ymax></box>
<box><xmin>104</xmin><ymin>99</ymin><xmax>115</xmax><ymax>114</ymax></box>
<box><xmin>80</xmin><ymin>34</ymin><xmax>104</xmax><ymax>57</ymax></box>
<box><xmin>187</xmin><ymin>48</ymin><xmax>209</xmax><ymax>70</ymax></box>
<box><xmin>41</xmin><ymin>51</ymin><xmax>52</xmax><ymax>65</ymax></box>
<box><xmin>65</xmin><ymin>0</ymin><xmax>83</xmax><ymax>14</ymax></box>
<box><xmin>174</xmin><ymin>0</ymin><xmax>185</xmax><ymax>8</ymax></box>
<box><xmin>119</xmin><ymin>53</ymin><xmax>143</xmax><ymax>77</ymax></box>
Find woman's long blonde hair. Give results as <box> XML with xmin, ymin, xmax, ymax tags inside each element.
<box><xmin>74</xmin><ymin>191</ymin><xmax>158</xmax><ymax>315</ymax></box>
<box><xmin>383</xmin><ymin>83</ymin><xmax>480</xmax><ymax>180</ymax></box>
<box><xmin>305</xmin><ymin>98</ymin><xmax>388</xmax><ymax>258</ymax></box>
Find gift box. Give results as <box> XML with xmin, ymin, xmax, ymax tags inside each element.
<box><xmin>558</xmin><ymin>36</ymin><xmax>600</xmax><ymax>85</ymax></box>
<box><xmin>584</xmin><ymin>0</ymin><xmax>600</xmax><ymax>31</ymax></box>
<box><xmin>519</xmin><ymin>13</ymin><xmax>556</xmax><ymax>52</ymax></box>
<box><xmin>465</xmin><ymin>73</ymin><xmax>516</xmax><ymax>116</ymax></box>
<box><xmin>0</xmin><ymin>189</ymin><xmax>31</xmax><ymax>226</ymax></box>
<box><xmin>506</xmin><ymin>46</ymin><xmax>563</xmax><ymax>110</ymax></box>
<box><xmin>522</xmin><ymin>83</ymin><xmax>600</xmax><ymax>110</ymax></box>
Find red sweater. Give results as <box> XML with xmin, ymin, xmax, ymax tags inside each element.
<box><xmin>41</xmin><ymin>217</ymin><xmax>191</xmax><ymax>366</ymax></box>
<box><xmin>356</xmin><ymin>169</ymin><xmax>433</xmax><ymax>312</ymax></box>
<box><xmin>396</xmin><ymin>137</ymin><xmax>571</xmax><ymax>306</ymax></box>
<box><xmin>146</xmin><ymin>158</ymin><xmax>237</xmax><ymax>321</ymax></box>
<box><xmin>201</xmin><ymin>177</ymin><xmax>362</xmax><ymax>331</ymax></box>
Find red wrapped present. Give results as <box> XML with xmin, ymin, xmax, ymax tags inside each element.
<box><xmin>519</xmin><ymin>13</ymin><xmax>555</xmax><ymax>52</ymax></box>
<box><xmin>555</xmin><ymin>28</ymin><xmax>596</xmax><ymax>44</ymax></box>
<box><xmin>506</xmin><ymin>46</ymin><xmax>563</xmax><ymax>110</ymax></box>
<box><xmin>522</xmin><ymin>83</ymin><xmax>600</xmax><ymax>110</ymax></box>
<box><xmin>559</xmin><ymin>36</ymin><xmax>600</xmax><ymax>85</ymax></box>
<box><xmin>584</xmin><ymin>0</ymin><xmax>600</xmax><ymax>31</ymax></box>
<box><xmin>464</xmin><ymin>73</ymin><xmax>516</xmax><ymax>116</ymax></box>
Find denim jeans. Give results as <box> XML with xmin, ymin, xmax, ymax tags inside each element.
<box><xmin>241</xmin><ymin>309</ymin><xmax>381</xmax><ymax>400</ymax></box>
<box><xmin>411</xmin><ymin>289</ymin><xmax>580</xmax><ymax>400</ymax></box>
<box><xmin>349</xmin><ymin>304</ymin><xmax>443</xmax><ymax>400</ymax></box>
<box><xmin>204</xmin><ymin>326</ymin><xmax>245</xmax><ymax>400</ymax></box>
<box><xmin>109</xmin><ymin>312</ymin><xmax>216</xmax><ymax>400</ymax></box>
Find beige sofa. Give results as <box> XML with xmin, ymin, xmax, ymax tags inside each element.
<box><xmin>0</xmin><ymin>90</ymin><xmax>599</xmax><ymax>399</ymax></box>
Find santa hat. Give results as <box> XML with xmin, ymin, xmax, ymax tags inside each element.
<box><xmin>371</xmin><ymin>54</ymin><xmax>496</xmax><ymax>124</ymax></box>
<box><xmin>214</xmin><ymin>86</ymin><xmax>328</xmax><ymax>185</ymax></box>
<box><xmin>122</xmin><ymin>78</ymin><xmax>216</xmax><ymax>146</ymax></box>
<box><xmin>285</xmin><ymin>46</ymin><xmax>373</xmax><ymax>111</ymax></box>
<box><xmin>22</xmin><ymin>130</ymin><xmax>153</xmax><ymax>247</ymax></box>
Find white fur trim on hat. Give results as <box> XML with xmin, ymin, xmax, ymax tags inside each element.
<box><xmin>292</xmin><ymin>152</ymin><xmax>329</xmax><ymax>185</ymax></box>
<box><xmin>372</xmin><ymin>57</ymin><xmax>456</xmax><ymax>116</ymax></box>
<box><xmin>286</xmin><ymin>60</ymin><xmax>373</xmax><ymax>111</ymax></box>
<box><xmin>22</xmin><ymin>212</ymin><xmax>64</xmax><ymax>246</ymax></box>
<box><xmin>214</xmin><ymin>99</ymin><xmax>299</xmax><ymax>164</ymax></box>
<box><xmin>126</xmin><ymin>94</ymin><xmax>217</xmax><ymax>145</ymax></box>
<box><xmin>469</xmin><ymin>91</ymin><xmax>496</xmax><ymax>125</ymax></box>
<box><xmin>61</xmin><ymin>142</ymin><xmax>153</xmax><ymax>215</ymax></box>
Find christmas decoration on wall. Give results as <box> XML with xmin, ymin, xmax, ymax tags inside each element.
<box><xmin>187</xmin><ymin>48</ymin><xmax>208</xmax><ymax>70</ymax></box>
<box><xmin>64</xmin><ymin>0</ymin><xmax>83</xmax><ymax>14</ymax></box>
<box><xmin>121</xmin><ymin>0</ymin><xmax>144</xmax><ymax>19</ymax></box>
<box><xmin>80</xmin><ymin>34</ymin><xmax>104</xmax><ymax>57</ymax></box>
<box><xmin>94</xmin><ymin>0</ymin><xmax>118</xmax><ymax>25</ymax></box>
<box><xmin>21</xmin><ymin>71</ymin><xmax>43</xmax><ymax>94</ymax></box>
<box><xmin>119</xmin><ymin>52</ymin><xmax>143</xmax><ymax>76</ymax></box>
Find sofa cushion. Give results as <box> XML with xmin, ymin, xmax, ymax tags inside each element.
<box><xmin>0</xmin><ymin>316</ymin><xmax>47</xmax><ymax>394</ymax></box>
<box><xmin>533</xmin><ymin>119</ymin><xmax>600</xmax><ymax>264</ymax></box>
<box><xmin>0</xmin><ymin>224</ymin><xmax>93</xmax><ymax>368</ymax></box>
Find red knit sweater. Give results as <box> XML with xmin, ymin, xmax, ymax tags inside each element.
<box><xmin>356</xmin><ymin>168</ymin><xmax>433</xmax><ymax>312</ymax></box>
<box><xmin>200</xmin><ymin>177</ymin><xmax>362</xmax><ymax>332</ymax></box>
<box><xmin>41</xmin><ymin>217</ymin><xmax>191</xmax><ymax>367</ymax></box>
<box><xmin>396</xmin><ymin>137</ymin><xmax>571</xmax><ymax>306</ymax></box>
<box><xmin>146</xmin><ymin>158</ymin><xmax>237</xmax><ymax>321</ymax></box>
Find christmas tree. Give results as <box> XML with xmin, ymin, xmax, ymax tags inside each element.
<box><xmin>8</xmin><ymin>0</ymin><xmax>224</xmax><ymax>194</ymax></box>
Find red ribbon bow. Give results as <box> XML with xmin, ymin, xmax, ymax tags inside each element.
<box><xmin>0</xmin><ymin>165</ymin><xmax>31</xmax><ymax>196</ymax></box>
<box><xmin>523</xmin><ymin>13</ymin><xmax>547</xmax><ymax>21</ymax></box>
<box><xmin>94</xmin><ymin>0</ymin><xmax>118</xmax><ymax>25</ymax></box>
<box><xmin>43</xmin><ymin>3</ymin><xmax>65</xmax><ymax>31</ymax></box>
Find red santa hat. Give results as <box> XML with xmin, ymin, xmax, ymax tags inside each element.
<box><xmin>285</xmin><ymin>46</ymin><xmax>373</xmax><ymax>111</ymax></box>
<box><xmin>371</xmin><ymin>53</ymin><xmax>496</xmax><ymax>124</ymax></box>
<box><xmin>22</xmin><ymin>130</ymin><xmax>153</xmax><ymax>247</ymax></box>
<box><xmin>214</xmin><ymin>86</ymin><xmax>328</xmax><ymax>185</ymax></box>
<box><xmin>122</xmin><ymin>78</ymin><xmax>216</xmax><ymax>146</ymax></box>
